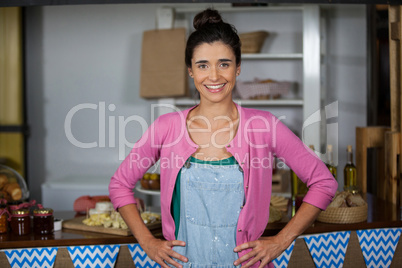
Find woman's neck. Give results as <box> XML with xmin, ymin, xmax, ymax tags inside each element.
<box><xmin>195</xmin><ymin>98</ymin><xmax>237</xmax><ymax>121</ymax></box>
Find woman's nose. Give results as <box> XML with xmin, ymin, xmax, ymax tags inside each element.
<box><xmin>209</xmin><ymin>67</ymin><xmax>219</xmax><ymax>81</ymax></box>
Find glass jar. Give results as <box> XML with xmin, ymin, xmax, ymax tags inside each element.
<box><xmin>11</xmin><ymin>209</ymin><xmax>30</xmax><ymax>235</ymax></box>
<box><xmin>0</xmin><ymin>206</ymin><xmax>9</xmax><ymax>234</ymax></box>
<box><xmin>33</xmin><ymin>208</ymin><xmax>54</xmax><ymax>235</ymax></box>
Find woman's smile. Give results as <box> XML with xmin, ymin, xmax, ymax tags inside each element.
<box><xmin>205</xmin><ymin>83</ymin><xmax>226</xmax><ymax>93</ymax></box>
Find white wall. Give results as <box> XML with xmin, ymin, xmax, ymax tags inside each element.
<box><xmin>25</xmin><ymin>4</ymin><xmax>366</xmax><ymax>207</ymax></box>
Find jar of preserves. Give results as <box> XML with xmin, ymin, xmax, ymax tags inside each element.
<box><xmin>11</xmin><ymin>209</ymin><xmax>30</xmax><ymax>235</ymax></box>
<box><xmin>0</xmin><ymin>206</ymin><xmax>10</xmax><ymax>234</ymax></box>
<box><xmin>33</xmin><ymin>208</ymin><xmax>54</xmax><ymax>235</ymax></box>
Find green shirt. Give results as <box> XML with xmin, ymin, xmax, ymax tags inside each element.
<box><xmin>171</xmin><ymin>156</ymin><xmax>238</xmax><ymax>239</ymax></box>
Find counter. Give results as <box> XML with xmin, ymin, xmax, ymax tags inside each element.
<box><xmin>0</xmin><ymin>193</ymin><xmax>401</xmax><ymax>267</ymax></box>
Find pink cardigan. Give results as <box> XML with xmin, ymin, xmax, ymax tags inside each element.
<box><xmin>109</xmin><ymin>104</ymin><xmax>338</xmax><ymax>267</ymax></box>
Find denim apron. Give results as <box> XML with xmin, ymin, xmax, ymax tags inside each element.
<box><xmin>172</xmin><ymin>157</ymin><xmax>244</xmax><ymax>268</ymax></box>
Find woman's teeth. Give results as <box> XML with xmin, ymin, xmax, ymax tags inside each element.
<box><xmin>206</xmin><ymin>84</ymin><xmax>225</xmax><ymax>90</ymax></box>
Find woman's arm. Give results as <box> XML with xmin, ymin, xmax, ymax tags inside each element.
<box><xmin>234</xmin><ymin>202</ymin><xmax>320</xmax><ymax>268</ymax></box>
<box><xmin>118</xmin><ymin>204</ymin><xmax>188</xmax><ymax>268</ymax></box>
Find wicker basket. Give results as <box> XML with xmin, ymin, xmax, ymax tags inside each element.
<box><xmin>317</xmin><ymin>203</ymin><xmax>368</xmax><ymax>224</ymax></box>
<box><xmin>239</xmin><ymin>31</ymin><xmax>269</xmax><ymax>53</ymax></box>
<box><xmin>235</xmin><ymin>79</ymin><xmax>291</xmax><ymax>100</ymax></box>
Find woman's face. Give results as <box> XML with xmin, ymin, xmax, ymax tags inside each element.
<box><xmin>189</xmin><ymin>41</ymin><xmax>240</xmax><ymax>104</ymax></box>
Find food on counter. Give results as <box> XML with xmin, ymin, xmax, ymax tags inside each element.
<box><xmin>0</xmin><ymin>174</ymin><xmax>22</xmax><ymax>201</ymax></box>
<box><xmin>73</xmin><ymin>195</ymin><xmax>111</xmax><ymax>214</ymax></box>
<box><xmin>268</xmin><ymin>206</ymin><xmax>282</xmax><ymax>223</ymax></box>
<box><xmin>94</xmin><ymin>201</ymin><xmax>114</xmax><ymax>213</ymax></box>
<box><xmin>140</xmin><ymin>173</ymin><xmax>160</xmax><ymax>190</ymax></box>
<box><xmin>268</xmin><ymin>195</ymin><xmax>289</xmax><ymax>223</ymax></box>
<box><xmin>82</xmin><ymin>210</ymin><xmax>161</xmax><ymax>229</ymax></box>
<box><xmin>327</xmin><ymin>191</ymin><xmax>366</xmax><ymax>208</ymax></box>
<box><xmin>270</xmin><ymin>195</ymin><xmax>289</xmax><ymax>212</ymax></box>
<box><xmin>141</xmin><ymin>212</ymin><xmax>161</xmax><ymax>224</ymax></box>
<box><xmin>82</xmin><ymin>213</ymin><xmax>114</xmax><ymax>227</ymax></box>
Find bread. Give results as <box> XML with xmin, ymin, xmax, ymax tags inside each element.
<box><xmin>0</xmin><ymin>174</ymin><xmax>8</xmax><ymax>189</ymax></box>
<box><xmin>327</xmin><ymin>191</ymin><xmax>366</xmax><ymax>208</ymax></box>
<box><xmin>346</xmin><ymin>194</ymin><xmax>366</xmax><ymax>207</ymax></box>
<box><xmin>3</xmin><ymin>182</ymin><xmax>22</xmax><ymax>201</ymax></box>
<box><xmin>328</xmin><ymin>191</ymin><xmax>350</xmax><ymax>208</ymax></box>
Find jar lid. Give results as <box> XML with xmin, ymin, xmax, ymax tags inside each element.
<box><xmin>33</xmin><ymin>208</ymin><xmax>53</xmax><ymax>215</ymax></box>
<box><xmin>12</xmin><ymin>209</ymin><xmax>29</xmax><ymax>215</ymax></box>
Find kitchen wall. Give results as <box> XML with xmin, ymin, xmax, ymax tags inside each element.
<box><xmin>25</xmin><ymin>4</ymin><xmax>366</xmax><ymax>208</ymax></box>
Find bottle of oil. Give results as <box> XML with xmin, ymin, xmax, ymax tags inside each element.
<box><xmin>326</xmin><ymin>144</ymin><xmax>337</xmax><ymax>181</ymax></box>
<box><xmin>343</xmin><ymin>145</ymin><xmax>358</xmax><ymax>193</ymax></box>
<box><xmin>290</xmin><ymin>145</ymin><xmax>313</xmax><ymax>215</ymax></box>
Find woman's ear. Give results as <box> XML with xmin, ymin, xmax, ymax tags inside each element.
<box><xmin>236</xmin><ymin>65</ymin><xmax>241</xmax><ymax>76</ymax></box>
<box><xmin>188</xmin><ymin>68</ymin><xmax>193</xmax><ymax>78</ymax></box>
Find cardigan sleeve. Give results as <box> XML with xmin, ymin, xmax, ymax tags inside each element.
<box><xmin>271</xmin><ymin>115</ymin><xmax>338</xmax><ymax>210</ymax></box>
<box><xmin>109</xmin><ymin>116</ymin><xmax>164</xmax><ymax>210</ymax></box>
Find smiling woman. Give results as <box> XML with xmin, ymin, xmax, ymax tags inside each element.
<box><xmin>109</xmin><ymin>8</ymin><xmax>338</xmax><ymax>268</ymax></box>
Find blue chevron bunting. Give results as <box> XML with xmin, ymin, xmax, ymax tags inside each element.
<box><xmin>4</xmin><ymin>247</ymin><xmax>58</xmax><ymax>268</ymax></box>
<box><xmin>272</xmin><ymin>240</ymin><xmax>295</xmax><ymax>268</ymax></box>
<box><xmin>128</xmin><ymin>244</ymin><xmax>160</xmax><ymax>268</ymax></box>
<box><xmin>304</xmin><ymin>231</ymin><xmax>350</xmax><ymax>268</ymax></box>
<box><xmin>67</xmin><ymin>245</ymin><xmax>120</xmax><ymax>268</ymax></box>
<box><xmin>357</xmin><ymin>228</ymin><xmax>402</xmax><ymax>268</ymax></box>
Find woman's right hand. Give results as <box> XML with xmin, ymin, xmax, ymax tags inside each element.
<box><xmin>141</xmin><ymin>237</ymin><xmax>188</xmax><ymax>268</ymax></box>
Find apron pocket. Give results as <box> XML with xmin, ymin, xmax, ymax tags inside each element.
<box><xmin>185</xmin><ymin>180</ymin><xmax>243</xmax><ymax>227</ymax></box>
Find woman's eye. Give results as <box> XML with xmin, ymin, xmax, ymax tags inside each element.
<box><xmin>198</xmin><ymin>64</ymin><xmax>208</xmax><ymax>69</ymax></box>
<box><xmin>220</xmin><ymin>63</ymin><xmax>229</xmax><ymax>68</ymax></box>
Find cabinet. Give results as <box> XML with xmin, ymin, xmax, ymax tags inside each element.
<box><xmin>156</xmin><ymin>4</ymin><xmax>326</xmax><ymax>151</ymax></box>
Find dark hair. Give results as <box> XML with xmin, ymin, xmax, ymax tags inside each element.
<box><xmin>185</xmin><ymin>8</ymin><xmax>241</xmax><ymax>68</ymax></box>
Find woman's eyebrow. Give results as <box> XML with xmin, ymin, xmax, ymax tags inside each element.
<box><xmin>195</xmin><ymin>60</ymin><xmax>208</xmax><ymax>64</ymax></box>
<box><xmin>195</xmin><ymin>59</ymin><xmax>232</xmax><ymax>64</ymax></box>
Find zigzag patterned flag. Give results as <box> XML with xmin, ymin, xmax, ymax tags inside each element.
<box><xmin>67</xmin><ymin>245</ymin><xmax>120</xmax><ymax>268</ymax></box>
<box><xmin>304</xmin><ymin>231</ymin><xmax>350</xmax><ymax>268</ymax></box>
<box><xmin>4</xmin><ymin>247</ymin><xmax>58</xmax><ymax>268</ymax></box>
<box><xmin>356</xmin><ymin>227</ymin><xmax>402</xmax><ymax>268</ymax></box>
<box><xmin>272</xmin><ymin>240</ymin><xmax>296</xmax><ymax>268</ymax></box>
<box><xmin>128</xmin><ymin>243</ymin><xmax>160</xmax><ymax>268</ymax></box>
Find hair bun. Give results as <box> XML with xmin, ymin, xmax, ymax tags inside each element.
<box><xmin>193</xmin><ymin>8</ymin><xmax>223</xmax><ymax>30</ymax></box>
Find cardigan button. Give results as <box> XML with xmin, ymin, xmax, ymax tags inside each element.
<box><xmin>240</xmin><ymin>205</ymin><xmax>244</xmax><ymax>209</ymax></box>
<box><xmin>238</xmin><ymin>229</ymin><xmax>242</xmax><ymax>232</ymax></box>
<box><xmin>245</xmin><ymin>186</ymin><xmax>249</xmax><ymax>189</ymax></box>
<box><xmin>227</xmin><ymin>144</ymin><xmax>231</xmax><ymax>148</ymax></box>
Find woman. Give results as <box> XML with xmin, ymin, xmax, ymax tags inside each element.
<box><xmin>109</xmin><ymin>8</ymin><xmax>337</xmax><ymax>268</ymax></box>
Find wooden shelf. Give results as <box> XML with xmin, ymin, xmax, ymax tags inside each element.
<box><xmin>1</xmin><ymin>1</ymin><xmax>398</xmax><ymax>8</ymax></box>
<box><xmin>170</xmin><ymin>98</ymin><xmax>304</xmax><ymax>107</ymax></box>
<box><xmin>242</xmin><ymin>53</ymin><xmax>303</xmax><ymax>60</ymax></box>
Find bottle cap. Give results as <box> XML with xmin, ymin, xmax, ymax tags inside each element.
<box><xmin>327</xmin><ymin>144</ymin><xmax>333</xmax><ymax>152</ymax></box>
<box><xmin>347</xmin><ymin>145</ymin><xmax>352</xmax><ymax>152</ymax></box>
<box><xmin>12</xmin><ymin>209</ymin><xmax>29</xmax><ymax>216</ymax></box>
<box><xmin>33</xmin><ymin>208</ymin><xmax>53</xmax><ymax>215</ymax></box>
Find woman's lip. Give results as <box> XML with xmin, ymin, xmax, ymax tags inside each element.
<box><xmin>204</xmin><ymin>83</ymin><xmax>226</xmax><ymax>93</ymax></box>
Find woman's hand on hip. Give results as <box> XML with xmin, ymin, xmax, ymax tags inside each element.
<box><xmin>141</xmin><ymin>238</ymin><xmax>188</xmax><ymax>268</ymax></box>
<box><xmin>233</xmin><ymin>236</ymin><xmax>285</xmax><ymax>268</ymax></box>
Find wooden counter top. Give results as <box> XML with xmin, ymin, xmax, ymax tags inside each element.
<box><xmin>264</xmin><ymin>193</ymin><xmax>402</xmax><ymax>236</ymax></box>
<box><xmin>0</xmin><ymin>193</ymin><xmax>400</xmax><ymax>249</ymax></box>
<box><xmin>0</xmin><ymin>211</ymin><xmax>163</xmax><ymax>249</ymax></box>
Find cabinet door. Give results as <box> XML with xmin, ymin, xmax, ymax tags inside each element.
<box><xmin>0</xmin><ymin>7</ymin><xmax>26</xmax><ymax>177</ymax></box>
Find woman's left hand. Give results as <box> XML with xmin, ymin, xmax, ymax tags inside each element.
<box><xmin>233</xmin><ymin>236</ymin><xmax>285</xmax><ymax>268</ymax></box>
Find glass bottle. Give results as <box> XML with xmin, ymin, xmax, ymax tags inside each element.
<box><xmin>11</xmin><ymin>209</ymin><xmax>31</xmax><ymax>235</ymax></box>
<box><xmin>0</xmin><ymin>206</ymin><xmax>9</xmax><ymax>234</ymax></box>
<box><xmin>344</xmin><ymin>145</ymin><xmax>358</xmax><ymax>193</ymax></box>
<box><xmin>33</xmin><ymin>208</ymin><xmax>54</xmax><ymax>235</ymax></box>
<box><xmin>326</xmin><ymin>144</ymin><xmax>337</xmax><ymax>180</ymax></box>
<box><xmin>290</xmin><ymin>144</ymin><xmax>313</xmax><ymax>215</ymax></box>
